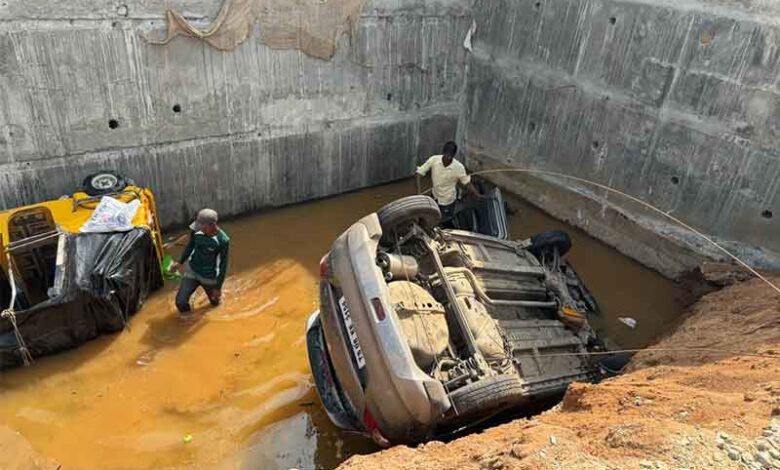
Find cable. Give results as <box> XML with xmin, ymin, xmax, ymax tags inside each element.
<box><xmin>3</xmin><ymin>252</ymin><xmax>33</xmax><ymax>366</ymax></box>
<box><xmin>423</xmin><ymin>167</ymin><xmax>780</xmax><ymax>295</ymax></box>
<box><xmin>513</xmin><ymin>347</ymin><xmax>780</xmax><ymax>361</ymax></box>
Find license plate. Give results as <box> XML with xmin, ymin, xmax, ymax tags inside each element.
<box><xmin>338</xmin><ymin>296</ymin><xmax>366</xmax><ymax>369</ymax></box>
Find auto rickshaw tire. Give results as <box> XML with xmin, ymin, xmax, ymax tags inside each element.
<box><xmin>377</xmin><ymin>195</ymin><xmax>441</xmax><ymax>245</ymax></box>
<box><xmin>82</xmin><ymin>171</ymin><xmax>128</xmax><ymax>196</ymax></box>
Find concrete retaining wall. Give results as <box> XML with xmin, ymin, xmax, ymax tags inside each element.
<box><xmin>0</xmin><ymin>0</ymin><xmax>471</xmax><ymax>226</ymax></box>
<box><xmin>464</xmin><ymin>0</ymin><xmax>780</xmax><ymax>276</ymax></box>
<box><xmin>4</xmin><ymin>0</ymin><xmax>780</xmax><ymax>276</ymax></box>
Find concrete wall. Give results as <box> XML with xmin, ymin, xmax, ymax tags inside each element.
<box><xmin>4</xmin><ymin>0</ymin><xmax>780</xmax><ymax>276</ymax></box>
<box><xmin>0</xmin><ymin>0</ymin><xmax>472</xmax><ymax>226</ymax></box>
<box><xmin>464</xmin><ymin>0</ymin><xmax>780</xmax><ymax>276</ymax></box>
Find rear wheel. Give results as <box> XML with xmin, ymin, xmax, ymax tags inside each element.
<box><xmin>377</xmin><ymin>195</ymin><xmax>441</xmax><ymax>245</ymax></box>
<box><xmin>448</xmin><ymin>374</ymin><xmax>526</xmax><ymax>420</ymax></box>
<box><xmin>82</xmin><ymin>171</ymin><xmax>128</xmax><ymax>196</ymax></box>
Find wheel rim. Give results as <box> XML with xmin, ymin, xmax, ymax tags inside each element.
<box><xmin>91</xmin><ymin>174</ymin><xmax>118</xmax><ymax>190</ymax></box>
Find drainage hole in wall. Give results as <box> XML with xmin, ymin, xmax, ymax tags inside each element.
<box><xmin>609</xmin><ymin>16</ymin><xmax>617</xmax><ymax>25</ymax></box>
<box><xmin>529</xmin><ymin>121</ymin><xmax>536</xmax><ymax>131</ymax></box>
<box><xmin>534</xmin><ymin>2</ymin><xmax>541</xmax><ymax>10</ymax></box>
<box><xmin>762</xmin><ymin>210</ymin><xmax>773</xmax><ymax>220</ymax></box>
<box><xmin>386</xmin><ymin>93</ymin><xmax>392</xmax><ymax>101</ymax></box>
<box><xmin>172</xmin><ymin>104</ymin><xmax>182</xmax><ymax>114</ymax></box>
<box><xmin>670</xmin><ymin>176</ymin><xmax>680</xmax><ymax>185</ymax></box>
<box><xmin>592</xmin><ymin>140</ymin><xmax>600</xmax><ymax>149</ymax></box>
<box><xmin>112</xmin><ymin>21</ymin><xmax>119</xmax><ymax>28</ymax></box>
<box><xmin>108</xmin><ymin>119</ymin><xmax>119</xmax><ymax>129</ymax></box>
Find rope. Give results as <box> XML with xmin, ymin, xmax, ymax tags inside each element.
<box><xmin>424</xmin><ymin>166</ymin><xmax>780</xmax><ymax>295</ymax></box>
<box><xmin>5</xmin><ymin>252</ymin><xmax>33</xmax><ymax>366</ymax></box>
<box><xmin>1</xmin><ymin>309</ymin><xmax>33</xmax><ymax>366</ymax></box>
<box><xmin>513</xmin><ymin>347</ymin><xmax>780</xmax><ymax>361</ymax></box>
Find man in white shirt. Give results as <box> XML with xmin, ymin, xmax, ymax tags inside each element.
<box><xmin>415</xmin><ymin>141</ymin><xmax>480</xmax><ymax>223</ymax></box>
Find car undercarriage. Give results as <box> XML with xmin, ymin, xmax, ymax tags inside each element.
<box><xmin>308</xmin><ymin>194</ymin><xmax>611</xmax><ymax>444</ymax></box>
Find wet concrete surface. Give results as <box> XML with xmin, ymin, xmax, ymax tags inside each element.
<box><xmin>0</xmin><ymin>180</ymin><xmax>688</xmax><ymax>469</ymax></box>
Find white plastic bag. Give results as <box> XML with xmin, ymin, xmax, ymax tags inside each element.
<box><xmin>80</xmin><ymin>196</ymin><xmax>141</xmax><ymax>233</ymax></box>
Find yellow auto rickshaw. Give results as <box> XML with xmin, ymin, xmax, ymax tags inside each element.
<box><xmin>0</xmin><ymin>172</ymin><xmax>165</xmax><ymax>368</ymax></box>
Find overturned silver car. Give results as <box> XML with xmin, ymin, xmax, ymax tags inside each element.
<box><xmin>306</xmin><ymin>194</ymin><xmax>607</xmax><ymax>445</ymax></box>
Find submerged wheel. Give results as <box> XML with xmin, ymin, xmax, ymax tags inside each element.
<box><xmin>377</xmin><ymin>195</ymin><xmax>441</xmax><ymax>245</ymax></box>
<box><xmin>448</xmin><ymin>374</ymin><xmax>526</xmax><ymax>419</ymax></box>
<box><xmin>82</xmin><ymin>171</ymin><xmax>128</xmax><ymax>196</ymax></box>
<box><xmin>528</xmin><ymin>230</ymin><xmax>572</xmax><ymax>259</ymax></box>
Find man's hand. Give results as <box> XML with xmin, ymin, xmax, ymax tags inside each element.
<box><xmin>466</xmin><ymin>182</ymin><xmax>481</xmax><ymax>199</ymax></box>
<box><xmin>170</xmin><ymin>261</ymin><xmax>184</xmax><ymax>273</ymax></box>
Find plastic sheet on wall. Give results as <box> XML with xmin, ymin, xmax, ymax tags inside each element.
<box><xmin>147</xmin><ymin>0</ymin><xmax>366</xmax><ymax>60</ymax></box>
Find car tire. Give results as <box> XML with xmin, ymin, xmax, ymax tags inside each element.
<box><xmin>528</xmin><ymin>230</ymin><xmax>572</xmax><ymax>259</ymax></box>
<box><xmin>82</xmin><ymin>171</ymin><xmax>128</xmax><ymax>196</ymax></box>
<box><xmin>448</xmin><ymin>374</ymin><xmax>526</xmax><ymax>419</ymax></box>
<box><xmin>377</xmin><ymin>195</ymin><xmax>441</xmax><ymax>244</ymax></box>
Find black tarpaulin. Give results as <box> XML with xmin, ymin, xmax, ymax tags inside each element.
<box><xmin>0</xmin><ymin>228</ymin><xmax>163</xmax><ymax>369</ymax></box>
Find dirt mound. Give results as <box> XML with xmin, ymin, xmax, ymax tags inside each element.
<box><xmin>339</xmin><ymin>277</ymin><xmax>780</xmax><ymax>469</ymax></box>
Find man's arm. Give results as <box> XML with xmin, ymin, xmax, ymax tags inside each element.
<box><xmin>178</xmin><ymin>233</ymin><xmax>195</xmax><ymax>264</ymax></box>
<box><xmin>215</xmin><ymin>242</ymin><xmax>229</xmax><ymax>290</ymax></box>
<box><xmin>465</xmin><ymin>182</ymin><xmax>480</xmax><ymax>198</ymax></box>
<box><xmin>458</xmin><ymin>171</ymin><xmax>481</xmax><ymax>198</ymax></box>
<box><xmin>415</xmin><ymin>156</ymin><xmax>434</xmax><ymax>194</ymax></box>
<box><xmin>171</xmin><ymin>233</ymin><xmax>195</xmax><ymax>272</ymax></box>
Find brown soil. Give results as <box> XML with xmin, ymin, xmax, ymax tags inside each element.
<box><xmin>339</xmin><ymin>277</ymin><xmax>780</xmax><ymax>470</ymax></box>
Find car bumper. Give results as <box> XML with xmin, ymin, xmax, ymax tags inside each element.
<box><xmin>306</xmin><ymin>311</ymin><xmax>362</xmax><ymax>431</ymax></box>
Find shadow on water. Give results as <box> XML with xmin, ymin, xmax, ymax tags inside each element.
<box><xmin>140</xmin><ymin>312</ymin><xmax>208</xmax><ymax>351</ymax></box>
<box><xmin>0</xmin><ymin>178</ymin><xmax>688</xmax><ymax>470</ymax></box>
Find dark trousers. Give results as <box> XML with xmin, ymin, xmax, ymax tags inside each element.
<box><xmin>175</xmin><ymin>276</ymin><xmax>220</xmax><ymax>313</ymax></box>
<box><xmin>439</xmin><ymin>202</ymin><xmax>456</xmax><ymax>228</ymax></box>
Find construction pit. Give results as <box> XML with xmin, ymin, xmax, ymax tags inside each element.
<box><xmin>2</xmin><ymin>0</ymin><xmax>780</xmax><ymax>468</ymax></box>
<box><xmin>2</xmin><ymin>180</ymin><xmax>777</xmax><ymax>470</ymax></box>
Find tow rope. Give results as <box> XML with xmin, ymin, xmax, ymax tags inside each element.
<box><xmin>1</xmin><ymin>308</ymin><xmax>33</xmax><ymax>366</ymax></box>
<box><xmin>4</xmin><ymin>252</ymin><xmax>33</xmax><ymax>366</ymax></box>
<box><xmin>423</xmin><ymin>166</ymin><xmax>780</xmax><ymax>295</ymax></box>
<box><xmin>513</xmin><ymin>347</ymin><xmax>780</xmax><ymax>361</ymax></box>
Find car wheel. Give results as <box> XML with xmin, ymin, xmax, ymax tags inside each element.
<box><xmin>82</xmin><ymin>171</ymin><xmax>128</xmax><ymax>196</ymax></box>
<box><xmin>528</xmin><ymin>230</ymin><xmax>572</xmax><ymax>259</ymax></box>
<box><xmin>377</xmin><ymin>195</ymin><xmax>441</xmax><ymax>244</ymax></box>
<box><xmin>448</xmin><ymin>374</ymin><xmax>526</xmax><ymax>419</ymax></box>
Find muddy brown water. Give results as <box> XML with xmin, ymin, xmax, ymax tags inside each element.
<box><xmin>0</xmin><ymin>180</ymin><xmax>688</xmax><ymax>469</ymax></box>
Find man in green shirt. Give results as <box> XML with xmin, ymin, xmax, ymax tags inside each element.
<box><xmin>171</xmin><ymin>208</ymin><xmax>230</xmax><ymax>314</ymax></box>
